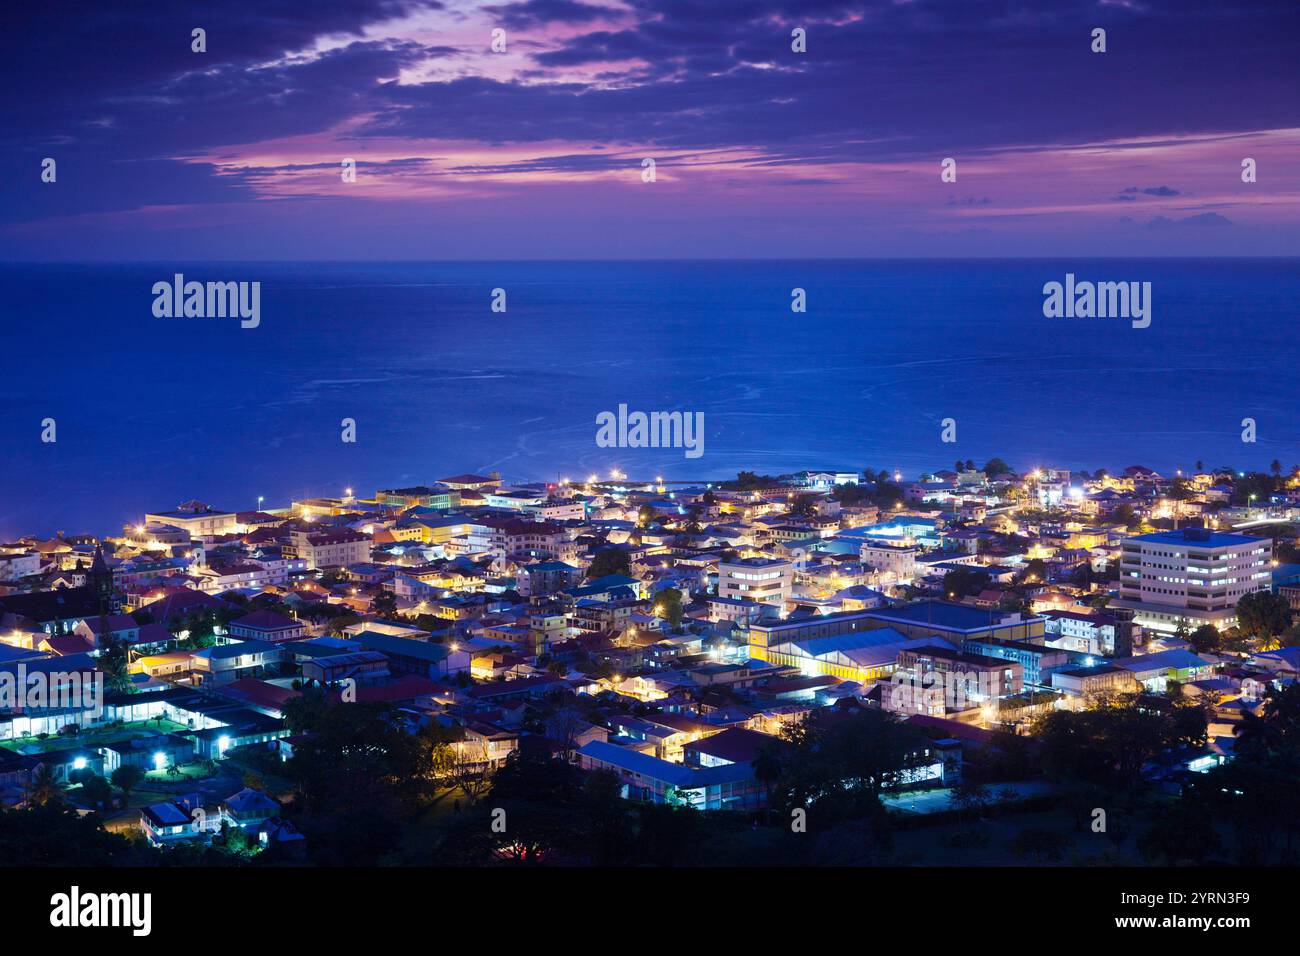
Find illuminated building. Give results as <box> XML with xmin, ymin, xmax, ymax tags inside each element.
<box><xmin>1113</xmin><ymin>528</ymin><xmax>1271</xmax><ymax>633</ymax></box>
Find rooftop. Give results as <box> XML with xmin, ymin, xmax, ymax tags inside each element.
<box><xmin>1130</xmin><ymin>529</ymin><xmax>1268</xmax><ymax>548</ymax></box>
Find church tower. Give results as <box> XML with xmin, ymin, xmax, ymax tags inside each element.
<box><xmin>89</xmin><ymin>543</ymin><xmax>116</xmax><ymax>616</ymax></box>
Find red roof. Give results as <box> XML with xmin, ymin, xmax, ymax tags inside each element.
<box><xmin>80</xmin><ymin>614</ymin><xmax>137</xmax><ymax>634</ymax></box>
<box><xmin>42</xmin><ymin>634</ymin><xmax>95</xmax><ymax>656</ymax></box>
<box><xmin>684</xmin><ymin>726</ymin><xmax>790</xmax><ymax>764</ymax></box>
<box><xmin>142</xmin><ymin>587</ymin><xmax>224</xmax><ymax>622</ymax></box>
<box><xmin>220</xmin><ymin>678</ymin><xmax>301</xmax><ymax>713</ymax></box>
<box><xmin>231</xmin><ymin>609</ymin><xmax>299</xmax><ymax>632</ymax></box>
<box><xmin>127</xmin><ymin>622</ymin><xmax>173</xmax><ymax>646</ymax></box>
<box><xmin>341</xmin><ymin>674</ymin><xmax>446</xmax><ymax>704</ymax></box>
<box><xmin>905</xmin><ymin>714</ymin><xmax>999</xmax><ymax>745</ymax></box>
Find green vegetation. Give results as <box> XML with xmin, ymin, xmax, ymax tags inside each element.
<box><xmin>586</xmin><ymin>548</ymin><xmax>631</xmax><ymax>580</ymax></box>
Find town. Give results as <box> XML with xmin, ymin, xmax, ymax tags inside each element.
<box><xmin>2</xmin><ymin>460</ymin><xmax>1300</xmax><ymax>866</ymax></box>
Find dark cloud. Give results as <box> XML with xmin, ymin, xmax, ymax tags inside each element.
<box><xmin>0</xmin><ymin>0</ymin><xmax>1295</xmax><ymax>245</ymax></box>
<box><xmin>484</xmin><ymin>0</ymin><xmax>619</xmax><ymax>27</ymax></box>
<box><xmin>381</xmin><ymin>0</ymin><xmax>1300</xmax><ymax>164</ymax></box>
<box><xmin>1144</xmin><ymin>212</ymin><xmax>1233</xmax><ymax>230</ymax></box>
<box><xmin>1111</xmin><ymin>185</ymin><xmax>1183</xmax><ymax>201</ymax></box>
<box><xmin>1</xmin><ymin>1</ymin><xmax>444</xmax><ymax>143</ymax></box>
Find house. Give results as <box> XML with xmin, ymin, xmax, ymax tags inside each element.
<box><xmin>139</xmin><ymin>587</ymin><xmax>227</xmax><ymax>627</ymax></box>
<box><xmin>681</xmin><ymin>726</ymin><xmax>789</xmax><ymax>770</ymax></box>
<box><xmin>220</xmin><ymin>787</ymin><xmax>281</xmax><ymax>831</ymax></box>
<box><xmin>190</xmin><ymin>639</ymin><xmax>281</xmax><ymax>686</ymax></box>
<box><xmin>227</xmin><ymin>609</ymin><xmax>305</xmax><ymax>644</ymax></box>
<box><xmin>1112</xmin><ymin>649</ymin><xmax>1212</xmax><ymax>692</ymax></box>
<box><xmin>1249</xmin><ymin>647</ymin><xmax>1300</xmax><ymax>677</ymax></box>
<box><xmin>347</xmin><ymin>630</ymin><xmax>469</xmax><ymax>678</ymax></box>
<box><xmin>101</xmin><ymin>734</ymin><xmax>196</xmax><ymax>773</ymax></box>
<box><xmin>38</xmin><ymin>634</ymin><xmax>95</xmax><ymax>657</ymax></box>
<box><xmin>141</xmin><ymin>793</ymin><xmax>207</xmax><ymax>847</ymax></box>
<box><xmin>0</xmin><ymin>751</ymin><xmax>44</xmax><ymax>804</ymax></box>
<box><xmin>129</xmin><ymin>623</ymin><xmax>175</xmax><ymax>654</ymax></box>
<box><xmin>576</xmin><ymin>740</ymin><xmax>763</xmax><ymax>810</ymax></box>
<box><xmin>1051</xmin><ymin>664</ymin><xmax>1141</xmax><ymax>699</ymax></box>
<box><xmin>73</xmin><ymin>614</ymin><xmax>140</xmax><ymax>648</ymax></box>
<box><xmin>458</xmin><ymin>722</ymin><xmax>520</xmax><ymax>768</ymax></box>
<box><xmin>301</xmin><ymin>650</ymin><xmax>390</xmax><ymax>685</ymax></box>
<box><xmin>462</xmin><ymin>674</ymin><xmax>568</xmax><ymax>704</ymax></box>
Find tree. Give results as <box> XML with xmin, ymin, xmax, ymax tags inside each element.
<box><xmin>655</xmin><ymin>587</ymin><xmax>685</xmax><ymax>632</ymax></box>
<box><xmin>111</xmin><ymin>765</ymin><xmax>145</xmax><ymax>803</ymax></box>
<box><xmin>79</xmin><ymin>774</ymin><xmax>114</xmax><ymax>810</ymax></box>
<box><xmin>0</xmin><ymin>801</ymin><xmax>143</xmax><ymax>865</ymax></box>
<box><xmin>869</xmin><ymin>480</ymin><xmax>905</xmax><ymax>510</ymax></box>
<box><xmin>1192</xmin><ymin>683</ymin><xmax>1300</xmax><ymax>863</ymax></box>
<box><xmin>982</xmin><ymin>458</ymin><xmax>1012</xmax><ymax>477</ymax></box>
<box><xmin>1187</xmin><ymin>624</ymin><xmax>1221</xmax><ymax>655</ymax></box>
<box><xmin>1233</xmin><ymin>471</ymin><xmax>1279</xmax><ymax>506</ymax></box>
<box><xmin>1235</xmin><ymin>590</ymin><xmax>1292</xmax><ymax>644</ymax></box>
<box><xmin>1020</xmin><ymin>558</ymin><xmax>1047</xmax><ymax>584</ymax></box>
<box><xmin>780</xmin><ymin>707</ymin><xmax>930</xmax><ymax>821</ymax></box>
<box><xmin>23</xmin><ymin>765</ymin><xmax>61</xmax><ymax>807</ymax></box>
<box><xmin>943</xmin><ymin>567</ymin><xmax>990</xmax><ymax>599</ymax></box>
<box><xmin>789</xmin><ymin>495</ymin><xmax>818</xmax><ymax>518</ymax></box>
<box><xmin>371</xmin><ymin>590</ymin><xmax>398</xmax><ymax>619</ymax></box>
<box><xmin>428</xmin><ymin>724</ymin><xmax>491</xmax><ymax>807</ymax></box>
<box><xmin>723</xmin><ymin>471</ymin><xmax>777</xmax><ymax>492</ymax></box>
<box><xmin>586</xmin><ymin>548</ymin><xmax>631</xmax><ymax>579</ymax></box>
<box><xmin>1032</xmin><ymin>693</ymin><xmax>1179</xmax><ymax>792</ymax></box>
<box><xmin>95</xmin><ymin>633</ymin><xmax>134</xmax><ymax>695</ymax></box>
<box><xmin>952</xmin><ymin>779</ymin><xmax>991</xmax><ymax>824</ymax></box>
<box><xmin>288</xmin><ymin>701</ymin><xmax>432</xmax><ymax>816</ymax></box>
<box><xmin>544</xmin><ymin>706</ymin><xmax>586</xmax><ymax>761</ymax></box>
<box><xmin>752</xmin><ymin>742</ymin><xmax>784</xmax><ymax>822</ymax></box>
<box><xmin>281</xmin><ymin>683</ymin><xmax>333</xmax><ymax>735</ymax></box>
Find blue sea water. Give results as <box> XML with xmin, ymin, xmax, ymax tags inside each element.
<box><xmin>0</xmin><ymin>259</ymin><xmax>1295</xmax><ymax>537</ymax></box>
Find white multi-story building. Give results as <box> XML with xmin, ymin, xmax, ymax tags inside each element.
<box><xmin>859</xmin><ymin>542</ymin><xmax>918</xmax><ymax>585</ymax></box>
<box><xmin>287</xmin><ymin>528</ymin><xmax>372</xmax><ymax>570</ymax></box>
<box><xmin>1112</xmin><ymin>528</ymin><xmax>1271</xmax><ymax>633</ymax></box>
<box><xmin>144</xmin><ymin>503</ymin><xmax>239</xmax><ymax>539</ymax></box>
<box><xmin>0</xmin><ymin>549</ymin><xmax>41</xmax><ymax>582</ymax></box>
<box><xmin>717</xmin><ymin>557</ymin><xmax>793</xmax><ymax>607</ymax></box>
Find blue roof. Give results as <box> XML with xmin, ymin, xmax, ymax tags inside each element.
<box><xmin>577</xmin><ymin>740</ymin><xmax>753</xmax><ymax>789</ymax></box>
<box><xmin>1132</xmin><ymin>529</ymin><xmax>1268</xmax><ymax>548</ymax></box>
<box><xmin>564</xmin><ymin>574</ymin><xmax>639</xmax><ymax>597</ymax></box>
<box><xmin>790</xmin><ymin>627</ymin><xmax>912</xmax><ymax>657</ymax></box>
<box><xmin>866</xmin><ymin>600</ymin><xmax>1037</xmax><ymax>632</ymax></box>
<box><xmin>1113</xmin><ymin>650</ymin><xmax>1210</xmax><ymax>673</ymax></box>
<box><xmin>577</xmin><ymin>741</ymin><xmax>696</xmax><ymax>787</ymax></box>
<box><xmin>349</xmin><ymin>631</ymin><xmax>451</xmax><ymax>662</ymax></box>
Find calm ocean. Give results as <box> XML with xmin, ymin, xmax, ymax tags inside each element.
<box><xmin>0</xmin><ymin>259</ymin><xmax>1295</xmax><ymax>537</ymax></box>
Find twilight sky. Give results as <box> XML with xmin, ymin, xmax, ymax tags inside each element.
<box><xmin>3</xmin><ymin>0</ymin><xmax>1297</xmax><ymax>259</ymax></box>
